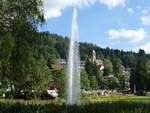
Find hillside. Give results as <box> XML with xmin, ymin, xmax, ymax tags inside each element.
<box><xmin>39</xmin><ymin>32</ymin><xmax>150</xmax><ymax>68</ymax></box>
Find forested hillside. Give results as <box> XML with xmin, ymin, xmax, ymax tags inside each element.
<box><xmin>39</xmin><ymin>32</ymin><xmax>150</xmax><ymax>68</ymax></box>
<box><xmin>40</xmin><ymin>32</ymin><xmax>150</xmax><ymax>93</ymax></box>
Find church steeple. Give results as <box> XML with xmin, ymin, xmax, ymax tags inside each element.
<box><xmin>92</xmin><ymin>50</ymin><xmax>96</xmax><ymax>63</ymax></box>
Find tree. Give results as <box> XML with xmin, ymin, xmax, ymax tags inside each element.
<box><xmin>85</xmin><ymin>58</ymin><xmax>93</xmax><ymax>75</ymax></box>
<box><xmin>130</xmin><ymin>68</ymin><xmax>136</xmax><ymax>93</ymax></box>
<box><xmin>112</xmin><ymin>57</ymin><xmax>123</xmax><ymax>77</ymax></box>
<box><xmin>0</xmin><ymin>0</ymin><xmax>46</xmax><ymax>91</ymax></box>
<box><xmin>24</xmin><ymin>57</ymin><xmax>52</xmax><ymax>90</ymax></box>
<box><xmin>47</xmin><ymin>54</ymin><xmax>58</xmax><ymax>65</ymax></box>
<box><xmin>55</xmin><ymin>41</ymin><xmax>68</xmax><ymax>59</ymax></box>
<box><xmin>85</xmin><ymin>58</ymin><xmax>101</xmax><ymax>89</ymax></box>
<box><xmin>131</xmin><ymin>49</ymin><xmax>147</xmax><ymax>95</ymax></box>
<box><xmin>9</xmin><ymin>23</ymin><xmax>38</xmax><ymax>90</ymax></box>
<box><xmin>118</xmin><ymin>74</ymin><xmax>126</xmax><ymax>90</ymax></box>
<box><xmin>0</xmin><ymin>0</ymin><xmax>44</xmax><ymax>30</ymax></box>
<box><xmin>81</xmin><ymin>69</ymin><xmax>90</xmax><ymax>90</ymax></box>
<box><xmin>145</xmin><ymin>60</ymin><xmax>150</xmax><ymax>91</ymax></box>
<box><xmin>51</xmin><ymin>69</ymin><xmax>66</xmax><ymax>98</ymax></box>
<box><xmin>108</xmin><ymin>77</ymin><xmax>119</xmax><ymax>89</ymax></box>
<box><xmin>0</xmin><ymin>32</ymin><xmax>14</xmax><ymax>88</ymax></box>
<box><xmin>103</xmin><ymin>59</ymin><xmax>113</xmax><ymax>76</ymax></box>
<box><xmin>122</xmin><ymin>53</ymin><xmax>136</xmax><ymax>68</ymax></box>
<box><xmin>89</xmin><ymin>76</ymin><xmax>99</xmax><ymax>90</ymax></box>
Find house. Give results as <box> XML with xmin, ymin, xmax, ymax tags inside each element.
<box><xmin>122</xmin><ymin>66</ymin><xmax>131</xmax><ymax>76</ymax></box>
<box><xmin>57</xmin><ymin>59</ymin><xmax>86</xmax><ymax>69</ymax></box>
<box><xmin>124</xmin><ymin>68</ymin><xmax>131</xmax><ymax>75</ymax></box>
<box><xmin>103</xmin><ymin>74</ymin><xmax>114</xmax><ymax>79</ymax></box>
<box><xmin>82</xmin><ymin>89</ymin><xmax>117</xmax><ymax>96</ymax></box>
<box><xmin>57</xmin><ymin>59</ymin><xmax>67</xmax><ymax>65</ymax></box>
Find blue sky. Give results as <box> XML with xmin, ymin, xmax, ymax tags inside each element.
<box><xmin>39</xmin><ymin>0</ymin><xmax>150</xmax><ymax>53</ymax></box>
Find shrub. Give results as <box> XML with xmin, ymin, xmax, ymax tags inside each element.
<box><xmin>5</xmin><ymin>91</ymin><xmax>14</xmax><ymax>99</ymax></box>
<box><xmin>0</xmin><ymin>101</ymin><xmax>149</xmax><ymax>113</ymax></box>
<box><xmin>24</xmin><ymin>90</ymin><xmax>36</xmax><ymax>100</ymax></box>
<box><xmin>0</xmin><ymin>90</ymin><xmax>7</xmax><ymax>98</ymax></box>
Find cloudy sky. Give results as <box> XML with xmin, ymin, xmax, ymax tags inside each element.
<box><xmin>39</xmin><ymin>0</ymin><xmax>150</xmax><ymax>53</ymax></box>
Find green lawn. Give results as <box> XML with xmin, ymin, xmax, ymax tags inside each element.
<box><xmin>82</xmin><ymin>95</ymin><xmax>150</xmax><ymax>103</ymax></box>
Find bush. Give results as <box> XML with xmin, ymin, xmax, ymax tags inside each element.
<box><xmin>17</xmin><ymin>90</ymin><xmax>42</xmax><ymax>100</ymax></box>
<box><xmin>5</xmin><ymin>91</ymin><xmax>14</xmax><ymax>99</ymax></box>
<box><xmin>24</xmin><ymin>90</ymin><xmax>36</xmax><ymax>100</ymax></box>
<box><xmin>0</xmin><ymin>90</ymin><xmax>57</xmax><ymax>100</ymax></box>
<box><xmin>0</xmin><ymin>101</ymin><xmax>149</xmax><ymax>113</ymax></box>
<box><xmin>0</xmin><ymin>90</ymin><xmax>7</xmax><ymax>98</ymax></box>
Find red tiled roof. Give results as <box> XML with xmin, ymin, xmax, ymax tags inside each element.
<box><xmin>49</xmin><ymin>65</ymin><xmax>64</xmax><ymax>69</ymax></box>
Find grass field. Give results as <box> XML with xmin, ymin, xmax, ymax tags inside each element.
<box><xmin>81</xmin><ymin>94</ymin><xmax>150</xmax><ymax>103</ymax></box>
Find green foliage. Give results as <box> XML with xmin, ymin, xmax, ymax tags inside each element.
<box><xmin>51</xmin><ymin>69</ymin><xmax>66</xmax><ymax>98</ymax></box>
<box><xmin>118</xmin><ymin>75</ymin><xmax>126</xmax><ymax>90</ymax></box>
<box><xmin>145</xmin><ymin>60</ymin><xmax>150</xmax><ymax>91</ymax></box>
<box><xmin>84</xmin><ymin>56</ymin><xmax>130</xmax><ymax>90</ymax></box>
<box><xmin>108</xmin><ymin>77</ymin><xmax>119</xmax><ymax>89</ymax></box>
<box><xmin>47</xmin><ymin>55</ymin><xmax>58</xmax><ymax>65</ymax></box>
<box><xmin>25</xmin><ymin>57</ymin><xmax>52</xmax><ymax>90</ymax></box>
<box><xmin>131</xmin><ymin>49</ymin><xmax>148</xmax><ymax>95</ymax></box>
<box><xmin>0</xmin><ymin>32</ymin><xmax>14</xmax><ymax>88</ymax></box>
<box><xmin>103</xmin><ymin>59</ymin><xmax>113</xmax><ymax>76</ymax></box>
<box><xmin>81</xmin><ymin>69</ymin><xmax>90</xmax><ymax>90</ymax></box>
<box><xmin>85</xmin><ymin>59</ymin><xmax>99</xmax><ymax>77</ymax></box>
<box><xmin>89</xmin><ymin>76</ymin><xmax>99</xmax><ymax>90</ymax></box>
<box><xmin>0</xmin><ymin>100</ymin><xmax>149</xmax><ymax>113</ymax></box>
<box><xmin>122</xmin><ymin>53</ymin><xmax>136</xmax><ymax>68</ymax></box>
<box><xmin>0</xmin><ymin>0</ymin><xmax>44</xmax><ymax>29</ymax></box>
<box><xmin>85</xmin><ymin>59</ymin><xmax>101</xmax><ymax>90</ymax></box>
<box><xmin>112</xmin><ymin>57</ymin><xmax>123</xmax><ymax>77</ymax></box>
<box><xmin>9</xmin><ymin>22</ymin><xmax>51</xmax><ymax>90</ymax></box>
<box><xmin>0</xmin><ymin>0</ymin><xmax>52</xmax><ymax>93</ymax></box>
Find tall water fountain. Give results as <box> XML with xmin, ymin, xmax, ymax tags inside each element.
<box><xmin>67</xmin><ymin>8</ymin><xmax>81</xmax><ymax>105</ymax></box>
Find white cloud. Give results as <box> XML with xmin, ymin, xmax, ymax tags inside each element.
<box><xmin>44</xmin><ymin>0</ymin><xmax>126</xmax><ymax>19</ymax></box>
<box><xmin>99</xmin><ymin>0</ymin><xmax>125</xmax><ymax>8</ymax></box>
<box><xmin>141</xmin><ymin>16</ymin><xmax>150</xmax><ymax>26</ymax></box>
<box><xmin>44</xmin><ymin>0</ymin><xmax>96</xmax><ymax>19</ymax></box>
<box><xmin>142</xmin><ymin>10</ymin><xmax>148</xmax><ymax>14</ymax></box>
<box><xmin>135</xmin><ymin>42</ymin><xmax>150</xmax><ymax>53</ymax></box>
<box><xmin>45</xmin><ymin>8</ymin><xmax>62</xmax><ymax>18</ymax></box>
<box><xmin>108</xmin><ymin>28</ymin><xmax>147</xmax><ymax>43</ymax></box>
<box><xmin>127</xmin><ymin>8</ymin><xmax>134</xmax><ymax>14</ymax></box>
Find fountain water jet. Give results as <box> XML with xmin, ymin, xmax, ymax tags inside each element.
<box><xmin>67</xmin><ymin>8</ymin><xmax>80</xmax><ymax>105</ymax></box>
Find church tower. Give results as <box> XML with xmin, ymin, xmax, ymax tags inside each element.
<box><xmin>92</xmin><ymin>50</ymin><xmax>96</xmax><ymax>63</ymax></box>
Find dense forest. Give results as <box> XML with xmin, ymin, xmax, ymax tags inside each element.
<box><xmin>38</xmin><ymin>32</ymin><xmax>150</xmax><ymax>68</ymax></box>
